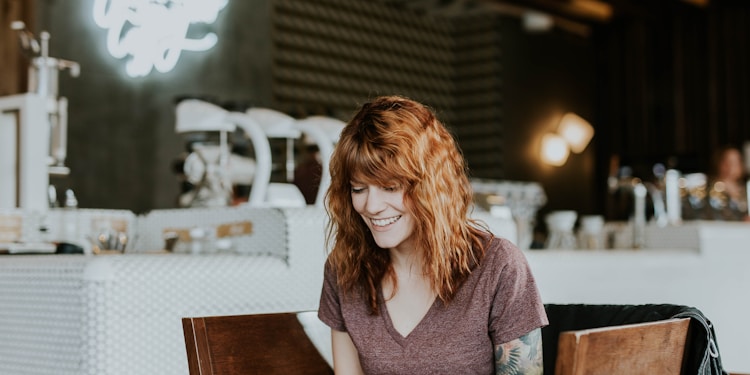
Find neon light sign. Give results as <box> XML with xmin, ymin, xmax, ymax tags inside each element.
<box><xmin>93</xmin><ymin>0</ymin><xmax>228</xmax><ymax>77</ymax></box>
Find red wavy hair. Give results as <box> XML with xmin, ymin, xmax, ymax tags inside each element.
<box><xmin>325</xmin><ymin>95</ymin><xmax>489</xmax><ymax>314</ymax></box>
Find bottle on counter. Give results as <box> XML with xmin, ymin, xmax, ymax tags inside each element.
<box><xmin>59</xmin><ymin>189</ymin><xmax>90</xmax><ymax>254</ymax></box>
<box><xmin>62</xmin><ymin>189</ymin><xmax>78</xmax><ymax>241</ymax></box>
<box><xmin>665</xmin><ymin>169</ymin><xmax>682</xmax><ymax>225</ymax></box>
<box><xmin>578</xmin><ymin>215</ymin><xmax>604</xmax><ymax>249</ymax></box>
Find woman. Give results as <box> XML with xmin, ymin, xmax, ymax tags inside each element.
<box><xmin>318</xmin><ymin>95</ymin><xmax>548</xmax><ymax>374</ymax></box>
<box><xmin>708</xmin><ymin>145</ymin><xmax>748</xmax><ymax>220</ymax></box>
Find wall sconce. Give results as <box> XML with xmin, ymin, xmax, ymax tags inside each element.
<box><xmin>558</xmin><ymin>112</ymin><xmax>594</xmax><ymax>153</ymax></box>
<box><xmin>541</xmin><ymin>133</ymin><xmax>570</xmax><ymax>166</ymax></box>
<box><xmin>541</xmin><ymin>112</ymin><xmax>593</xmax><ymax>166</ymax></box>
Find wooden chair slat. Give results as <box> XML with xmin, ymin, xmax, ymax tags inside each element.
<box><xmin>182</xmin><ymin>312</ymin><xmax>333</xmax><ymax>375</ymax></box>
<box><xmin>555</xmin><ymin>317</ymin><xmax>691</xmax><ymax>375</ymax></box>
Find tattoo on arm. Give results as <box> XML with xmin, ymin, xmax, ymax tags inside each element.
<box><xmin>494</xmin><ymin>328</ymin><xmax>543</xmax><ymax>375</ymax></box>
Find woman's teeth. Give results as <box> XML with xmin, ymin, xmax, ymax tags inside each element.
<box><xmin>371</xmin><ymin>216</ymin><xmax>401</xmax><ymax>227</ymax></box>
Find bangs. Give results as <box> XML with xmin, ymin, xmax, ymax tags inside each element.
<box><xmin>343</xmin><ymin>139</ymin><xmax>413</xmax><ymax>187</ymax></box>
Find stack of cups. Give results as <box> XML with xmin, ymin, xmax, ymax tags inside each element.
<box><xmin>545</xmin><ymin>210</ymin><xmax>578</xmax><ymax>249</ymax></box>
<box><xmin>578</xmin><ymin>215</ymin><xmax>605</xmax><ymax>249</ymax></box>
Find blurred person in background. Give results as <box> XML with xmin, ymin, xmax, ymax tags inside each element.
<box><xmin>708</xmin><ymin>145</ymin><xmax>749</xmax><ymax>221</ymax></box>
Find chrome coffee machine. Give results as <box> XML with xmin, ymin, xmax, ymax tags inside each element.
<box><xmin>0</xmin><ymin>21</ymin><xmax>79</xmax><ymax>210</ymax></box>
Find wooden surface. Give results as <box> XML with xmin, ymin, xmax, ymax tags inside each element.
<box><xmin>183</xmin><ymin>312</ymin><xmax>333</xmax><ymax>375</ymax></box>
<box><xmin>0</xmin><ymin>0</ymin><xmax>32</xmax><ymax>96</ymax></box>
<box><xmin>555</xmin><ymin>317</ymin><xmax>691</xmax><ymax>375</ymax></box>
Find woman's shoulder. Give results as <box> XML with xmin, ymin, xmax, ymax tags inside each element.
<box><xmin>483</xmin><ymin>234</ymin><xmax>518</xmax><ymax>252</ymax></box>
<box><xmin>482</xmin><ymin>235</ymin><xmax>527</xmax><ymax>265</ymax></box>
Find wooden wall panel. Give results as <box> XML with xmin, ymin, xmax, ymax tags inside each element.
<box><xmin>0</xmin><ymin>0</ymin><xmax>33</xmax><ymax>95</ymax></box>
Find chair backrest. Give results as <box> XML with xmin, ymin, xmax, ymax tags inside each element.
<box><xmin>182</xmin><ymin>312</ymin><xmax>333</xmax><ymax>375</ymax></box>
<box><xmin>554</xmin><ymin>317</ymin><xmax>691</xmax><ymax>375</ymax></box>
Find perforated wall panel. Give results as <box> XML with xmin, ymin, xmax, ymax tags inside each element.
<box><xmin>271</xmin><ymin>0</ymin><xmax>505</xmax><ymax>177</ymax></box>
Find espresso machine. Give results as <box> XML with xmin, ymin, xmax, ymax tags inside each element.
<box><xmin>0</xmin><ymin>21</ymin><xmax>79</xmax><ymax>211</ymax></box>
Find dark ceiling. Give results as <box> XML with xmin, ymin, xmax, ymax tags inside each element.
<box><xmin>381</xmin><ymin>0</ymin><xmax>708</xmax><ymax>23</ymax></box>
<box><xmin>379</xmin><ymin>0</ymin><xmax>710</xmax><ymax>37</ymax></box>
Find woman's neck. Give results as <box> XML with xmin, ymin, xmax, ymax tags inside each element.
<box><xmin>388</xmin><ymin>245</ymin><xmax>423</xmax><ymax>276</ymax></box>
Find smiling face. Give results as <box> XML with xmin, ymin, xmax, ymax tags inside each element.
<box><xmin>327</xmin><ymin>96</ymin><xmax>473</xmax><ymax>268</ymax></box>
<box><xmin>350</xmin><ymin>181</ymin><xmax>416</xmax><ymax>253</ymax></box>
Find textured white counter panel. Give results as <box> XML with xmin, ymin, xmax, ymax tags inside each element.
<box><xmin>0</xmin><ymin>207</ymin><xmax>329</xmax><ymax>375</ymax></box>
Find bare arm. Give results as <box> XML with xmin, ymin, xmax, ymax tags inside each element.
<box><xmin>494</xmin><ymin>327</ymin><xmax>543</xmax><ymax>375</ymax></box>
<box><xmin>331</xmin><ymin>328</ymin><xmax>364</xmax><ymax>375</ymax></box>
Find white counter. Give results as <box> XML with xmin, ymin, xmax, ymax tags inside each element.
<box><xmin>0</xmin><ymin>206</ymin><xmax>517</xmax><ymax>375</ymax></box>
<box><xmin>527</xmin><ymin>221</ymin><xmax>750</xmax><ymax>373</ymax></box>
<box><xmin>0</xmin><ymin>207</ymin><xmax>329</xmax><ymax>375</ymax></box>
<box><xmin>1</xmin><ymin>209</ymin><xmax>747</xmax><ymax>373</ymax></box>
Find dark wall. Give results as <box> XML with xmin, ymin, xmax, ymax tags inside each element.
<box><xmin>4</xmin><ymin>0</ymin><xmax>742</xmax><ymax>239</ymax></box>
<box><xmin>39</xmin><ymin>0</ymin><xmax>274</xmax><ymax>213</ymax></box>
<box><xmin>592</xmin><ymin>0</ymin><xmax>750</xmax><ymax>220</ymax></box>
<box><xmin>28</xmin><ymin>0</ymin><xmax>600</xmax><ymax>218</ymax></box>
<box><xmin>500</xmin><ymin>18</ymin><xmax>598</xmax><ymax>219</ymax></box>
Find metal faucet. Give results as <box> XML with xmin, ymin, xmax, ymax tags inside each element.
<box><xmin>608</xmin><ymin>175</ymin><xmax>670</xmax><ymax>248</ymax></box>
<box><xmin>632</xmin><ymin>182</ymin><xmax>670</xmax><ymax>248</ymax></box>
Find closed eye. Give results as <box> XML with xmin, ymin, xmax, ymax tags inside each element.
<box><xmin>351</xmin><ymin>186</ymin><xmax>366</xmax><ymax>194</ymax></box>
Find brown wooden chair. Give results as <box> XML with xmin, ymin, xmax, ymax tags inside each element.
<box><xmin>182</xmin><ymin>312</ymin><xmax>333</xmax><ymax>375</ymax></box>
<box><xmin>554</xmin><ymin>317</ymin><xmax>691</xmax><ymax>375</ymax></box>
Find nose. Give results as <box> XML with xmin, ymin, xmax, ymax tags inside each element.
<box><xmin>364</xmin><ymin>187</ymin><xmax>387</xmax><ymax>214</ymax></box>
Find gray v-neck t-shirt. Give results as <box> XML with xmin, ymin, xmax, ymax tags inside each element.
<box><xmin>318</xmin><ymin>236</ymin><xmax>548</xmax><ymax>374</ymax></box>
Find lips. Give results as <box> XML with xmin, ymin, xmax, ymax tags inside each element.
<box><xmin>370</xmin><ymin>215</ymin><xmax>402</xmax><ymax>227</ymax></box>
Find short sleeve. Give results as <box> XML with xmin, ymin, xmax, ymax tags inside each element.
<box><xmin>487</xmin><ymin>238</ymin><xmax>548</xmax><ymax>344</ymax></box>
<box><xmin>318</xmin><ymin>260</ymin><xmax>347</xmax><ymax>332</ymax></box>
